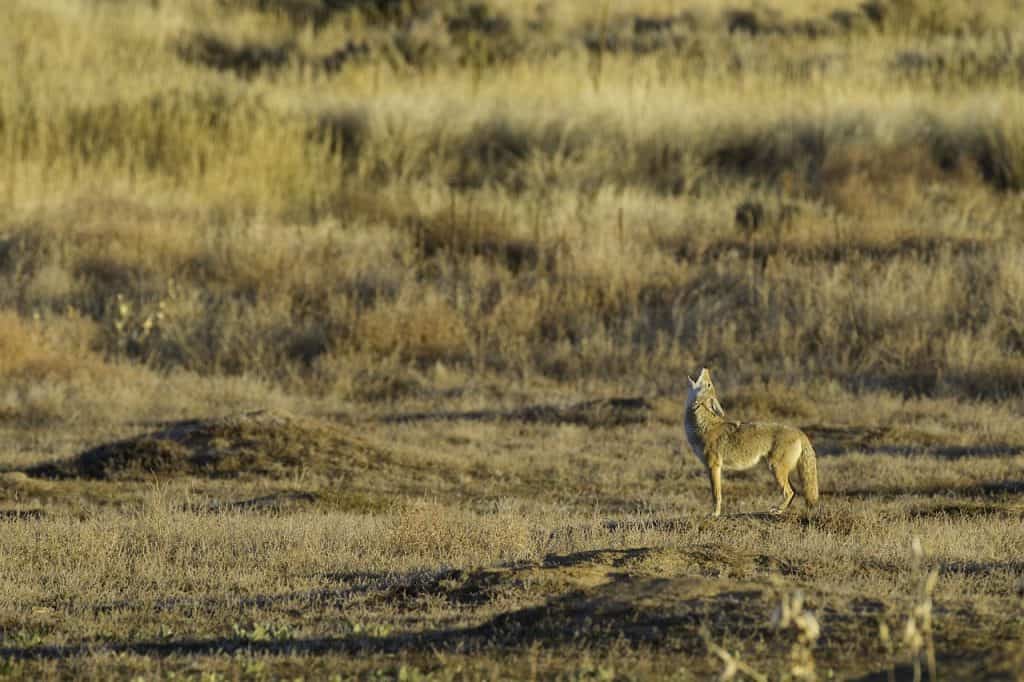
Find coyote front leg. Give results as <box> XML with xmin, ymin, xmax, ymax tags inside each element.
<box><xmin>708</xmin><ymin>461</ymin><xmax>723</xmax><ymax>517</ymax></box>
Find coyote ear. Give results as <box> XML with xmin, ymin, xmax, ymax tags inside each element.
<box><xmin>687</xmin><ymin>375</ymin><xmax>696</xmax><ymax>387</ymax></box>
<box><xmin>698</xmin><ymin>368</ymin><xmax>711</xmax><ymax>382</ymax></box>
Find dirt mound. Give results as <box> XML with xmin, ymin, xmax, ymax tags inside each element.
<box><xmin>366</xmin><ymin>546</ymin><xmax>984</xmax><ymax>678</ymax></box>
<box><xmin>28</xmin><ymin>411</ymin><xmax>389</xmax><ymax>481</ymax></box>
<box><xmin>382</xmin><ymin>547</ymin><xmax>780</xmax><ymax>655</ymax></box>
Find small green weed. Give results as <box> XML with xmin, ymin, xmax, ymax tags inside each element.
<box><xmin>231</xmin><ymin>621</ymin><xmax>295</xmax><ymax>642</ymax></box>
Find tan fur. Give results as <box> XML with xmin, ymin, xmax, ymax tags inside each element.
<box><xmin>684</xmin><ymin>368</ymin><xmax>819</xmax><ymax>517</ymax></box>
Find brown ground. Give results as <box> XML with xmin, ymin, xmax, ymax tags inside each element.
<box><xmin>1</xmin><ymin>394</ymin><xmax>1022</xmax><ymax>679</ymax></box>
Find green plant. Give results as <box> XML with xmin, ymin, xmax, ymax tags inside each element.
<box><xmin>231</xmin><ymin>621</ymin><xmax>295</xmax><ymax>642</ymax></box>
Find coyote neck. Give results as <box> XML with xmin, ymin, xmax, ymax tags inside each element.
<box><xmin>688</xmin><ymin>399</ymin><xmax>720</xmax><ymax>436</ymax></box>
<box><xmin>685</xmin><ymin>400</ymin><xmax>725</xmax><ymax>451</ymax></box>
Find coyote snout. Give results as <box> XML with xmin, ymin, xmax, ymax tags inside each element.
<box><xmin>684</xmin><ymin>368</ymin><xmax>819</xmax><ymax>517</ymax></box>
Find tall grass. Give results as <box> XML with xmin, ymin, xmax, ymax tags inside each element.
<box><xmin>3</xmin><ymin>0</ymin><xmax>1024</xmax><ymax>418</ymax></box>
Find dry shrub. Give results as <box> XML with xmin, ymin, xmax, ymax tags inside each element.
<box><xmin>926</xmin><ymin>114</ymin><xmax>1024</xmax><ymax>192</ymax></box>
<box><xmin>485</xmin><ymin>289</ymin><xmax>542</xmax><ymax>339</ymax></box>
<box><xmin>704</xmin><ymin>118</ymin><xmax>828</xmax><ymax>188</ymax></box>
<box><xmin>0</xmin><ymin>310</ymin><xmax>102</xmax><ymax>381</ymax></box>
<box><xmin>412</xmin><ymin>206</ymin><xmax>540</xmax><ymax>273</ymax></box>
<box><xmin>357</xmin><ymin>290</ymin><xmax>472</xmax><ymax>364</ymax></box>
<box><xmin>882</xmin><ymin>0</ymin><xmax>992</xmax><ymax>36</ymax></box>
<box><xmin>819</xmin><ymin>141</ymin><xmax>957</xmax><ymax>216</ymax></box>
<box><xmin>770</xmin><ymin>582</ymin><xmax>821</xmax><ymax>680</ymax></box>
<box><xmin>990</xmin><ymin>245</ymin><xmax>1024</xmax><ymax>352</ymax></box>
<box><xmin>318</xmin><ymin>353</ymin><xmax>428</xmax><ymax>402</ymax></box>
<box><xmin>24</xmin><ymin>261</ymin><xmax>76</xmax><ymax>307</ymax></box>
<box><xmin>727</xmin><ymin>380</ymin><xmax>820</xmax><ymax>421</ymax></box>
<box><xmin>0</xmin><ymin>309</ymin><xmax>157</xmax><ymax>422</ymax></box>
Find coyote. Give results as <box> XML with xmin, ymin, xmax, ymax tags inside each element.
<box><xmin>684</xmin><ymin>368</ymin><xmax>819</xmax><ymax>517</ymax></box>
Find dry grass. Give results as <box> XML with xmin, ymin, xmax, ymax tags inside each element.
<box><xmin>0</xmin><ymin>402</ymin><xmax>1022</xmax><ymax>679</ymax></box>
<box><xmin>5</xmin><ymin>0</ymin><xmax>1024</xmax><ymax>399</ymax></box>
<box><xmin>1</xmin><ymin>0</ymin><xmax>1024</xmax><ymax>678</ymax></box>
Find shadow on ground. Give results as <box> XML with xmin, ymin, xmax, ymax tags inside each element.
<box><xmin>804</xmin><ymin>424</ymin><xmax>1024</xmax><ymax>459</ymax></box>
<box><xmin>375</xmin><ymin>397</ymin><xmax>652</xmax><ymax>427</ymax></box>
<box><xmin>0</xmin><ymin>548</ymin><xmax>764</xmax><ymax>660</ymax></box>
<box><xmin>833</xmin><ymin>480</ymin><xmax>1024</xmax><ymax>501</ymax></box>
<box><xmin>0</xmin><ymin>547</ymin><xmax>1007</xmax><ymax>678</ymax></box>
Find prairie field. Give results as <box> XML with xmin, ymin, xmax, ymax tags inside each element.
<box><xmin>1</xmin><ymin>0</ymin><xmax>1024</xmax><ymax>679</ymax></box>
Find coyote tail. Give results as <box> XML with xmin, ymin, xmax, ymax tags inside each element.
<box><xmin>798</xmin><ymin>434</ymin><xmax>819</xmax><ymax>506</ymax></box>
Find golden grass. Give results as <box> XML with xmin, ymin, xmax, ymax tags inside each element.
<box><xmin>5</xmin><ymin>1</ymin><xmax>1024</xmax><ymax>397</ymax></box>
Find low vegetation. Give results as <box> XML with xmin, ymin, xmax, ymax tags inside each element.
<box><xmin>1</xmin><ymin>0</ymin><xmax>1023</xmax><ymax>678</ymax></box>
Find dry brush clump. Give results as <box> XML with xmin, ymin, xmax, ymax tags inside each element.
<box><xmin>4</xmin><ymin>0</ymin><xmax>1024</xmax><ymax>415</ymax></box>
<box><xmin>877</xmin><ymin>537</ymin><xmax>940</xmax><ymax>682</ymax></box>
<box><xmin>0</xmin><ymin>308</ymin><xmax>163</xmax><ymax>423</ymax></box>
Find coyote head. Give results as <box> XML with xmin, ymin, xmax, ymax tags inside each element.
<box><xmin>687</xmin><ymin>368</ymin><xmax>725</xmax><ymax>417</ymax></box>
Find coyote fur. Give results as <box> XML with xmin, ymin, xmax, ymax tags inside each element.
<box><xmin>684</xmin><ymin>368</ymin><xmax>819</xmax><ymax>517</ymax></box>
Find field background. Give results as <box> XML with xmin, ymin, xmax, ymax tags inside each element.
<box><xmin>1</xmin><ymin>0</ymin><xmax>1023</xmax><ymax>679</ymax></box>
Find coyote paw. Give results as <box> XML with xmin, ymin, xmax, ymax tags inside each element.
<box><xmin>769</xmin><ymin>506</ymin><xmax>786</xmax><ymax>515</ymax></box>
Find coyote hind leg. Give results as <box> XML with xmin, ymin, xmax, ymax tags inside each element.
<box><xmin>768</xmin><ymin>461</ymin><xmax>795</xmax><ymax>514</ymax></box>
